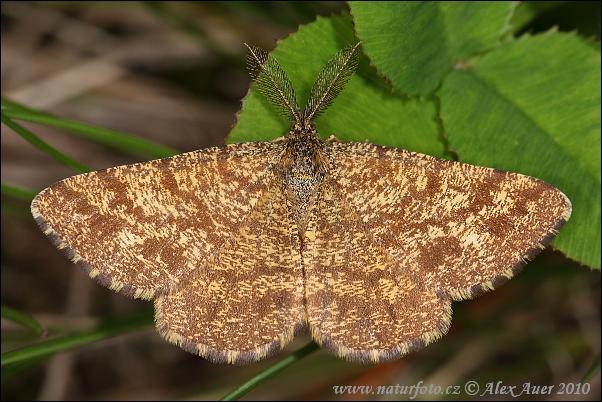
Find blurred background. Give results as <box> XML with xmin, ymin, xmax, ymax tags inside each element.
<box><xmin>1</xmin><ymin>2</ymin><xmax>600</xmax><ymax>400</ymax></box>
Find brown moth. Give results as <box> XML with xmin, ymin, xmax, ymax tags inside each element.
<box><xmin>32</xmin><ymin>42</ymin><xmax>571</xmax><ymax>364</ymax></box>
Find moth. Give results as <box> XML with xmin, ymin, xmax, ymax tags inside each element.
<box><xmin>32</xmin><ymin>42</ymin><xmax>571</xmax><ymax>364</ymax></box>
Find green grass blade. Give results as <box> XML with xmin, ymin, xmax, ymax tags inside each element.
<box><xmin>1</xmin><ymin>182</ymin><xmax>39</xmax><ymax>202</ymax></box>
<box><xmin>1</xmin><ymin>305</ymin><xmax>47</xmax><ymax>336</ymax></box>
<box><xmin>1</xmin><ymin>108</ymin><xmax>179</xmax><ymax>160</ymax></box>
<box><xmin>220</xmin><ymin>342</ymin><xmax>320</xmax><ymax>401</ymax></box>
<box><xmin>1</xmin><ymin>310</ymin><xmax>153</xmax><ymax>367</ymax></box>
<box><xmin>1</xmin><ymin>113</ymin><xmax>91</xmax><ymax>174</ymax></box>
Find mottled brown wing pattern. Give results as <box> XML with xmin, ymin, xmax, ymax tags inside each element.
<box><xmin>303</xmin><ymin>180</ymin><xmax>452</xmax><ymax>363</ymax></box>
<box><xmin>30</xmin><ymin>41</ymin><xmax>574</xmax><ymax>365</ymax></box>
<box><xmin>155</xmin><ymin>174</ymin><xmax>305</xmax><ymax>364</ymax></box>
<box><xmin>31</xmin><ymin>142</ymin><xmax>282</xmax><ymax>300</ymax></box>
<box><xmin>326</xmin><ymin>143</ymin><xmax>572</xmax><ymax>300</ymax></box>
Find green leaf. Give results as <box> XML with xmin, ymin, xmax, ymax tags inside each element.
<box><xmin>508</xmin><ymin>1</ymin><xmax>565</xmax><ymax>34</ymax></box>
<box><xmin>440</xmin><ymin>30</ymin><xmax>601</xmax><ymax>269</ymax></box>
<box><xmin>350</xmin><ymin>1</ymin><xmax>517</xmax><ymax>95</ymax></box>
<box><xmin>230</xmin><ymin>5</ymin><xmax>600</xmax><ymax>269</ymax></box>
<box><xmin>228</xmin><ymin>13</ymin><xmax>446</xmax><ymax>158</ymax></box>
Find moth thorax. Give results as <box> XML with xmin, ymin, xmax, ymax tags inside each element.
<box><xmin>280</xmin><ymin>131</ymin><xmax>327</xmax><ymax>234</ymax></box>
<box><xmin>282</xmin><ymin>130</ymin><xmax>326</xmax><ymax>179</ymax></box>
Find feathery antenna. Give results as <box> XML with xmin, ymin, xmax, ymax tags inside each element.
<box><xmin>245</xmin><ymin>42</ymin><xmax>361</xmax><ymax>130</ymax></box>
<box><xmin>303</xmin><ymin>42</ymin><xmax>361</xmax><ymax>124</ymax></box>
<box><xmin>244</xmin><ymin>43</ymin><xmax>302</xmax><ymax>125</ymax></box>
